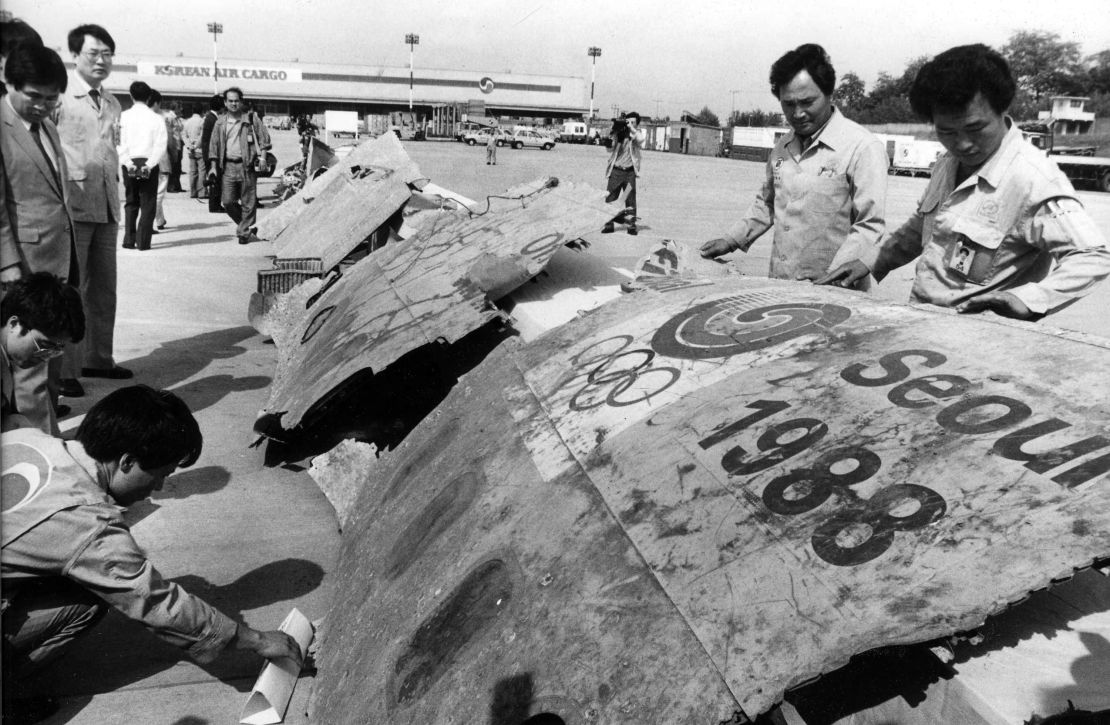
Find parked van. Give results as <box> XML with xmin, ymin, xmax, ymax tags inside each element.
<box><xmin>559</xmin><ymin>121</ymin><xmax>588</xmax><ymax>143</ymax></box>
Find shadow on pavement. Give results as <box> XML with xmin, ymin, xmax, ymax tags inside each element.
<box><xmin>171</xmin><ymin>374</ymin><xmax>271</xmax><ymax>416</ymax></box>
<box><xmin>25</xmin><ymin>559</ymin><xmax>325</xmax><ymax>700</ymax></box>
<box><xmin>123</xmin><ymin>326</ymin><xmax>257</xmax><ymax>392</ymax></box>
<box><xmin>155</xmin><ymin>465</ymin><xmax>232</xmax><ymax>500</ymax></box>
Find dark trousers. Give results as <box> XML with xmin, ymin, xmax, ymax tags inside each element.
<box><xmin>122</xmin><ymin>163</ymin><xmax>158</xmax><ymax>250</ymax></box>
<box><xmin>605</xmin><ymin>166</ymin><xmax>637</xmax><ymax>223</ymax></box>
<box><xmin>2</xmin><ymin>578</ymin><xmax>107</xmax><ymax>695</ymax></box>
<box><xmin>168</xmin><ymin>147</ymin><xmax>183</xmax><ymax>192</ymax></box>
<box><xmin>220</xmin><ymin>161</ymin><xmax>258</xmax><ymax>239</ymax></box>
<box><xmin>188</xmin><ymin>149</ymin><xmax>205</xmax><ymax>197</ymax></box>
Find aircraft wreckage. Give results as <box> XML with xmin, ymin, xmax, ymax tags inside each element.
<box><xmin>251</xmin><ymin>136</ymin><xmax>1110</xmax><ymax>722</ymax></box>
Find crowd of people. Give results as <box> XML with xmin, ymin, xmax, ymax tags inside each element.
<box><xmin>0</xmin><ymin>19</ymin><xmax>291</xmax><ymax>725</ymax></box>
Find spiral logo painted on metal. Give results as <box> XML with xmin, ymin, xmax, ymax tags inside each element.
<box><xmin>651</xmin><ymin>296</ymin><xmax>851</xmax><ymax>360</ymax></box>
<box><xmin>478</xmin><ymin>77</ymin><xmax>495</xmax><ymax>94</ymax></box>
<box><xmin>2</xmin><ymin>441</ymin><xmax>53</xmax><ymax>513</ymax></box>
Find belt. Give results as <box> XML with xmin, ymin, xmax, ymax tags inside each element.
<box><xmin>614</xmin><ymin>165</ymin><xmax>634</xmax><ymax>172</ymax></box>
<box><xmin>225</xmin><ymin>158</ymin><xmax>244</xmax><ymax>164</ymax></box>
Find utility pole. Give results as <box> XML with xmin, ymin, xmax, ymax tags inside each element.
<box><xmin>207</xmin><ymin>22</ymin><xmax>223</xmax><ymax>95</ymax></box>
<box><xmin>587</xmin><ymin>47</ymin><xmax>601</xmax><ymax>120</ymax></box>
<box><xmin>730</xmin><ymin>90</ymin><xmax>740</xmax><ymax>125</ymax></box>
<box><xmin>405</xmin><ymin>33</ymin><xmax>420</xmax><ymax>111</ymax></box>
<box><xmin>653</xmin><ymin>99</ymin><xmax>662</xmax><ymax>120</ymax></box>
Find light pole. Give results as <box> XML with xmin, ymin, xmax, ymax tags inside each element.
<box><xmin>207</xmin><ymin>22</ymin><xmax>223</xmax><ymax>94</ymax></box>
<box><xmin>653</xmin><ymin>99</ymin><xmax>662</xmax><ymax>120</ymax></box>
<box><xmin>730</xmin><ymin>90</ymin><xmax>740</xmax><ymax>125</ymax></box>
<box><xmin>405</xmin><ymin>33</ymin><xmax>420</xmax><ymax>111</ymax></box>
<box><xmin>587</xmin><ymin>46</ymin><xmax>601</xmax><ymax>120</ymax></box>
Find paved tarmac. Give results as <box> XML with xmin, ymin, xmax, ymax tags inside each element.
<box><xmin>20</xmin><ymin>131</ymin><xmax>1110</xmax><ymax>725</ymax></box>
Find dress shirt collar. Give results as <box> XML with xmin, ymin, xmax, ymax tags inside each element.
<box><xmin>968</xmin><ymin>117</ymin><xmax>1020</xmax><ymax>190</ymax></box>
<box><xmin>5</xmin><ymin>95</ymin><xmax>34</xmax><ymax>131</ymax></box>
<box><xmin>787</xmin><ymin>106</ymin><xmax>844</xmax><ymax>154</ymax></box>
<box><xmin>71</xmin><ymin>71</ymin><xmax>99</xmax><ymax>96</ymax></box>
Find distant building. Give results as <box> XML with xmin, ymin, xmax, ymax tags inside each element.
<box><xmin>1038</xmin><ymin>96</ymin><xmax>1096</xmax><ymax>135</ymax></box>
<box><xmin>72</xmin><ymin>54</ymin><xmax>588</xmax><ymax>136</ymax></box>
<box><xmin>667</xmin><ymin>116</ymin><xmax>722</xmax><ymax>157</ymax></box>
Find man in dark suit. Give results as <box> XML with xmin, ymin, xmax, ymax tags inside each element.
<box><xmin>200</xmin><ymin>94</ymin><xmax>224</xmax><ymax>209</ymax></box>
<box><xmin>0</xmin><ymin>44</ymin><xmax>78</xmax><ymax>434</ymax></box>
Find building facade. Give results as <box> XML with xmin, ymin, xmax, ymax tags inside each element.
<box><xmin>81</xmin><ymin>54</ymin><xmax>589</xmax><ymax>135</ymax></box>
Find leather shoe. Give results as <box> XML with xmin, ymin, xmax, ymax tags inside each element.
<box><xmin>122</xmin><ymin>242</ymin><xmax>136</xmax><ymax>249</ymax></box>
<box><xmin>58</xmin><ymin>378</ymin><xmax>85</xmax><ymax>397</ymax></box>
<box><xmin>239</xmin><ymin>233</ymin><xmax>261</xmax><ymax>245</ymax></box>
<box><xmin>601</xmin><ymin>222</ymin><xmax>615</xmax><ymax>234</ymax></box>
<box><xmin>627</xmin><ymin>225</ymin><xmax>639</xmax><ymax>236</ymax></box>
<box><xmin>82</xmin><ymin>366</ymin><xmax>134</xmax><ymax>379</ymax></box>
<box><xmin>55</xmin><ymin>403</ymin><xmax>72</xmax><ymax>417</ymax></box>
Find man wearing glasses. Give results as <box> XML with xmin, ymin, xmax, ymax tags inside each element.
<box><xmin>206</xmin><ymin>87</ymin><xmax>270</xmax><ymax>245</ymax></box>
<box><xmin>1</xmin><ymin>273</ymin><xmax>85</xmax><ymax>432</ymax></box>
<box><xmin>0</xmin><ymin>44</ymin><xmax>78</xmax><ymax>435</ymax></box>
<box><xmin>53</xmin><ymin>24</ymin><xmax>132</xmax><ymax>405</ymax></box>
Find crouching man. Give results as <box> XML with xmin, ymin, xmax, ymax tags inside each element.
<box><xmin>2</xmin><ymin>386</ymin><xmax>302</xmax><ymax>720</ymax></box>
<box><xmin>817</xmin><ymin>44</ymin><xmax>1110</xmax><ymax>318</ymax></box>
<box><xmin>2</xmin><ymin>273</ymin><xmax>85</xmax><ymax>433</ymax></box>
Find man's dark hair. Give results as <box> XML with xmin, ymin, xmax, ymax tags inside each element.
<box><xmin>67</xmin><ymin>23</ymin><xmax>115</xmax><ymax>55</ymax></box>
<box><xmin>623</xmin><ymin>111</ymin><xmax>641</xmax><ymax>124</ymax></box>
<box><xmin>0</xmin><ymin>18</ymin><xmax>43</xmax><ymax>57</ymax></box>
<box><xmin>149</xmin><ymin>88</ymin><xmax>162</xmax><ymax>106</ymax></box>
<box><xmin>77</xmin><ymin>385</ymin><xmax>203</xmax><ymax>469</ymax></box>
<box><xmin>208</xmin><ymin>93</ymin><xmax>224</xmax><ymax>112</ymax></box>
<box><xmin>1</xmin><ymin>272</ymin><xmax>84</xmax><ymax>342</ymax></box>
<box><xmin>909</xmin><ymin>44</ymin><xmax>1015</xmax><ymax>120</ymax></box>
<box><xmin>129</xmin><ymin>80</ymin><xmax>152</xmax><ymax>103</ymax></box>
<box><xmin>4</xmin><ymin>44</ymin><xmax>67</xmax><ymax>92</ymax></box>
<box><xmin>770</xmin><ymin>43</ymin><xmax>835</xmax><ymax>98</ymax></box>
<box><xmin>223</xmin><ymin>86</ymin><xmax>243</xmax><ymax>100</ymax></box>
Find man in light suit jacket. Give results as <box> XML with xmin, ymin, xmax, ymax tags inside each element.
<box><xmin>54</xmin><ymin>23</ymin><xmax>132</xmax><ymax>398</ymax></box>
<box><xmin>0</xmin><ymin>44</ymin><xmax>77</xmax><ymax>434</ymax></box>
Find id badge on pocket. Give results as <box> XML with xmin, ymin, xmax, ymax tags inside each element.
<box><xmin>946</xmin><ymin>235</ymin><xmax>994</xmax><ymax>284</ymax></box>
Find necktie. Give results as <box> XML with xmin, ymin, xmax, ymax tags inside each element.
<box><xmin>29</xmin><ymin>123</ymin><xmax>60</xmax><ymax>182</ymax></box>
<box><xmin>89</xmin><ymin>88</ymin><xmax>101</xmax><ymax>110</ymax></box>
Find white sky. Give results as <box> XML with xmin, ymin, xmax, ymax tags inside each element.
<box><xmin>8</xmin><ymin>0</ymin><xmax>1109</xmax><ymax>118</ymax></box>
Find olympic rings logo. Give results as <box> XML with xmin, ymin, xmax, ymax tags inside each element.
<box><xmin>563</xmin><ymin>335</ymin><xmax>681</xmax><ymax>411</ymax></box>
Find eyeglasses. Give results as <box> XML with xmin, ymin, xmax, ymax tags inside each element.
<box><xmin>81</xmin><ymin>50</ymin><xmax>114</xmax><ymax>61</ymax></box>
<box><xmin>31</xmin><ymin>336</ymin><xmax>66</xmax><ymax>359</ymax></box>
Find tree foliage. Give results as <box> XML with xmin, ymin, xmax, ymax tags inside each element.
<box><xmin>691</xmin><ymin>105</ymin><xmax>720</xmax><ymax>127</ymax></box>
<box><xmin>1003</xmin><ymin>31</ymin><xmax>1085</xmax><ymax>101</ymax></box>
<box><xmin>729</xmin><ymin>109</ymin><xmax>783</xmax><ymax>127</ymax></box>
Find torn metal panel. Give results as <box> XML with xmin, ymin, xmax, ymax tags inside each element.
<box><xmin>262</xmin><ymin>180</ymin><xmax>617</xmax><ymax>429</ymax></box>
<box><xmin>311</xmin><ymin>275</ymin><xmax>1110</xmax><ymax>721</ymax></box>
<box><xmin>309</xmin><ymin>345</ymin><xmax>741</xmax><ymax>724</ymax></box>
<box><xmin>258</xmin><ymin>132</ymin><xmax>426</xmax><ymax>241</ymax></box>
<box><xmin>271</xmin><ymin>162</ymin><xmax>412</xmax><ymax>271</ymax></box>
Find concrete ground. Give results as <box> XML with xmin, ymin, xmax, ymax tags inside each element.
<box><xmin>19</xmin><ymin>131</ymin><xmax>1110</xmax><ymax>724</ymax></box>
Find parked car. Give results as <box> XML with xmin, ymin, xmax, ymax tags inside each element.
<box><xmin>507</xmin><ymin>129</ymin><xmax>555</xmax><ymax>150</ymax></box>
<box><xmin>464</xmin><ymin>127</ymin><xmax>509</xmax><ymax>146</ymax></box>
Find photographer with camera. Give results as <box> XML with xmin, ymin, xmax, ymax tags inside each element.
<box><xmin>602</xmin><ymin>111</ymin><xmax>643</xmax><ymax>236</ymax></box>
<box><xmin>206</xmin><ymin>87</ymin><xmax>270</xmax><ymax>245</ymax></box>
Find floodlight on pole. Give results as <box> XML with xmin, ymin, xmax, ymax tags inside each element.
<box><xmin>653</xmin><ymin>99</ymin><xmax>663</xmax><ymax>120</ymax></box>
<box><xmin>405</xmin><ymin>33</ymin><xmax>420</xmax><ymax>111</ymax></box>
<box><xmin>730</xmin><ymin>90</ymin><xmax>740</xmax><ymax>124</ymax></box>
<box><xmin>587</xmin><ymin>46</ymin><xmax>601</xmax><ymax>120</ymax></box>
<box><xmin>207</xmin><ymin>22</ymin><xmax>223</xmax><ymax>95</ymax></box>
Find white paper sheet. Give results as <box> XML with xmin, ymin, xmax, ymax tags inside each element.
<box><xmin>239</xmin><ymin>608</ymin><xmax>315</xmax><ymax>725</ymax></box>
